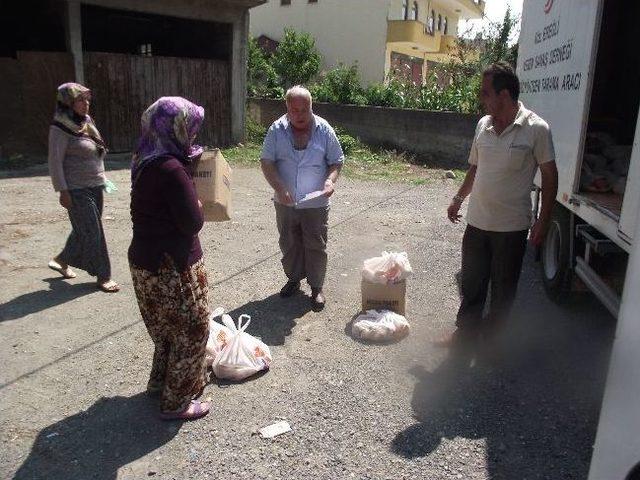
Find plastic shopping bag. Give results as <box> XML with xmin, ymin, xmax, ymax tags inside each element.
<box><xmin>206</xmin><ymin>307</ymin><xmax>231</xmax><ymax>367</ymax></box>
<box><xmin>211</xmin><ymin>314</ymin><xmax>272</xmax><ymax>381</ymax></box>
<box><xmin>362</xmin><ymin>251</ymin><xmax>413</xmax><ymax>284</ymax></box>
<box><xmin>352</xmin><ymin>309</ymin><xmax>410</xmax><ymax>342</ymax></box>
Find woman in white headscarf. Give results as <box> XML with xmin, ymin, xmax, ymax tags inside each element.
<box><xmin>47</xmin><ymin>82</ymin><xmax>119</xmax><ymax>293</ymax></box>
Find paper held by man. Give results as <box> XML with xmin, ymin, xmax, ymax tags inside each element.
<box><xmin>296</xmin><ymin>189</ymin><xmax>325</xmax><ymax>206</ymax></box>
<box><xmin>193</xmin><ymin>149</ymin><xmax>232</xmax><ymax>222</ymax></box>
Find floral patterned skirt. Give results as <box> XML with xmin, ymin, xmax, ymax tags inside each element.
<box><xmin>130</xmin><ymin>255</ymin><xmax>210</xmax><ymax>411</ymax></box>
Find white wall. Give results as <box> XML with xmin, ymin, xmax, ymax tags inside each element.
<box><xmin>249</xmin><ymin>0</ymin><xmax>391</xmax><ymax>85</ymax></box>
<box><xmin>387</xmin><ymin>0</ymin><xmax>406</xmax><ymax>21</ymax></box>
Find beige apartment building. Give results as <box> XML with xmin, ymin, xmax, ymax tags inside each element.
<box><xmin>249</xmin><ymin>0</ymin><xmax>485</xmax><ymax>85</ymax></box>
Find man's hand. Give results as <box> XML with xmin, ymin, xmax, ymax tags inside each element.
<box><xmin>261</xmin><ymin>160</ymin><xmax>295</xmax><ymax>206</ymax></box>
<box><xmin>533</xmin><ymin>161</ymin><xmax>558</xmax><ymax>246</ymax></box>
<box><xmin>323</xmin><ymin>178</ymin><xmax>335</xmax><ymax>198</ymax></box>
<box><xmin>447</xmin><ymin>199</ymin><xmax>463</xmax><ymax>223</ymax></box>
<box><xmin>276</xmin><ymin>188</ymin><xmax>295</xmax><ymax>206</ymax></box>
<box><xmin>446</xmin><ymin>166</ymin><xmax>475</xmax><ymax>224</ymax></box>
<box><xmin>59</xmin><ymin>191</ymin><xmax>72</xmax><ymax>210</ymax></box>
<box><xmin>529</xmin><ymin>218</ymin><xmax>550</xmax><ymax>246</ymax></box>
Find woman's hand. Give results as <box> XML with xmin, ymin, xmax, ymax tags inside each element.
<box><xmin>59</xmin><ymin>190</ymin><xmax>72</xmax><ymax>209</ymax></box>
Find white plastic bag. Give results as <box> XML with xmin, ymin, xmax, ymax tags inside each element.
<box><xmin>352</xmin><ymin>309</ymin><xmax>410</xmax><ymax>342</ymax></box>
<box><xmin>206</xmin><ymin>307</ymin><xmax>231</xmax><ymax>367</ymax></box>
<box><xmin>362</xmin><ymin>251</ymin><xmax>412</xmax><ymax>284</ymax></box>
<box><xmin>211</xmin><ymin>314</ymin><xmax>272</xmax><ymax>381</ymax></box>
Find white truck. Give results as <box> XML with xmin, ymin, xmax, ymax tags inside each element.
<box><xmin>518</xmin><ymin>0</ymin><xmax>639</xmax><ymax>318</ymax></box>
<box><xmin>517</xmin><ymin>1</ymin><xmax>640</xmax><ymax>478</ymax></box>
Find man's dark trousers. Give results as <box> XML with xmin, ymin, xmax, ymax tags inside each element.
<box><xmin>274</xmin><ymin>202</ymin><xmax>329</xmax><ymax>290</ymax></box>
<box><xmin>456</xmin><ymin>224</ymin><xmax>529</xmax><ymax>338</ymax></box>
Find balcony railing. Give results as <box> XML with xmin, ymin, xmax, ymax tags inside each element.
<box><xmin>387</xmin><ymin>20</ymin><xmax>442</xmax><ymax>52</ymax></box>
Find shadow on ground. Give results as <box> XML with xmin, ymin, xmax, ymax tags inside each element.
<box><xmin>392</xmin><ymin>257</ymin><xmax>616</xmax><ymax>479</ymax></box>
<box><xmin>13</xmin><ymin>393</ymin><xmax>180</xmax><ymax>480</ymax></box>
<box><xmin>225</xmin><ymin>293</ymin><xmax>312</xmax><ymax>346</ymax></box>
<box><xmin>0</xmin><ymin>278</ymin><xmax>95</xmax><ymax>322</ymax></box>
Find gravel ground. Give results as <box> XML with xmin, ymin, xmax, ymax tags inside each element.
<box><xmin>0</xmin><ymin>162</ymin><xmax>615</xmax><ymax>480</ymax></box>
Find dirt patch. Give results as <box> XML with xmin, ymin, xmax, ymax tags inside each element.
<box><xmin>0</xmin><ymin>165</ymin><xmax>613</xmax><ymax>480</ymax></box>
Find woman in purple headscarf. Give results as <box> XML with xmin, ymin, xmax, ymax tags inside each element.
<box><xmin>128</xmin><ymin>97</ymin><xmax>211</xmax><ymax>421</ymax></box>
<box><xmin>47</xmin><ymin>82</ymin><xmax>119</xmax><ymax>293</ymax></box>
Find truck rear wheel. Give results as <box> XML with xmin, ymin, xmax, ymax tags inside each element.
<box><xmin>541</xmin><ymin>204</ymin><xmax>574</xmax><ymax>300</ymax></box>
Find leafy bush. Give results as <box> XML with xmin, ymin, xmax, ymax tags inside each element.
<box><xmin>415</xmin><ymin>72</ymin><xmax>481</xmax><ymax>113</ymax></box>
<box><xmin>333</xmin><ymin>126</ymin><xmax>359</xmax><ymax>155</ymax></box>
<box><xmin>310</xmin><ymin>64</ymin><xmax>366</xmax><ymax>105</ymax></box>
<box><xmin>364</xmin><ymin>76</ymin><xmax>414</xmax><ymax>108</ymax></box>
<box><xmin>246</xmin><ymin>116</ymin><xmax>267</xmax><ymax>144</ymax></box>
<box><xmin>361</xmin><ymin>83</ymin><xmax>388</xmax><ymax>107</ymax></box>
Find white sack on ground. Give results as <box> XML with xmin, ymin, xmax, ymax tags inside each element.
<box><xmin>352</xmin><ymin>309</ymin><xmax>410</xmax><ymax>342</ymax></box>
<box><xmin>362</xmin><ymin>251</ymin><xmax>412</xmax><ymax>284</ymax></box>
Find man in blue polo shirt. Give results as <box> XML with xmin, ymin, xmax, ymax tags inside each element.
<box><xmin>260</xmin><ymin>85</ymin><xmax>344</xmax><ymax>311</ymax></box>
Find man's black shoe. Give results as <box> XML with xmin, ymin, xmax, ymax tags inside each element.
<box><xmin>310</xmin><ymin>289</ymin><xmax>325</xmax><ymax>311</ymax></box>
<box><xmin>280</xmin><ymin>280</ymin><xmax>301</xmax><ymax>298</ymax></box>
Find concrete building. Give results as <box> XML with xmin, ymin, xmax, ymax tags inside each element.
<box><xmin>0</xmin><ymin>0</ymin><xmax>265</xmax><ymax>155</ymax></box>
<box><xmin>249</xmin><ymin>0</ymin><xmax>484</xmax><ymax>85</ymax></box>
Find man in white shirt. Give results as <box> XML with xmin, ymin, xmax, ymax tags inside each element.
<box><xmin>442</xmin><ymin>62</ymin><xmax>558</xmax><ymax>357</ymax></box>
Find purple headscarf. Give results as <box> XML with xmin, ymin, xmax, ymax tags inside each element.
<box><xmin>131</xmin><ymin>96</ymin><xmax>205</xmax><ymax>183</ymax></box>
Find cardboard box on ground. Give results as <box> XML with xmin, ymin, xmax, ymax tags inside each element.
<box><xmin>361</xmin><ymin>279</ymin><xmax>406</xmax><ymax>315</ymax></box>
<box><xmin>193</xmin><ymin>149</ymin><xmax>232</xmax><ymax>222</ymax></box>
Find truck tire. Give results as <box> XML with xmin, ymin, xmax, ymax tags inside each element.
<box><xmin>540</xmin><ymin>204</ymin><xmax>574</xmax><ymax>301</ymax></box>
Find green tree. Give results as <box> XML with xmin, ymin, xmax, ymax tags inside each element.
<box><xmin>425</xmin><ymin>7</ymin><xmax>519</xmax><ymax>113</ymax></box>
<box><xmin>247</xmin><ymin>37</ymin><xmax>282</xmax><ymax>98</ymax></box>
<box><xmin>272</xmin><ymin>28</ymin><xmax>322</xmax><ymax>88</ymax></box>
<box><xmin>481</xmin><ymin>7</ymin><xmax>519</xmax><ymax>67</ymax></box>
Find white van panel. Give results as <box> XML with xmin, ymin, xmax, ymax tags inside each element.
<box><xmin>618</xmin><ymin>106</ymin><xmax>640</xmax><ymax>242</ymax></box>
<box><xmin>588</xmin><ymin>198</ymin><xmax>640</xmax><ymax>479</ymax></box>
<box><xmin>517</xmin><ymin>0</ymin><xmax>603</xmax><ymax>200</ymax></box>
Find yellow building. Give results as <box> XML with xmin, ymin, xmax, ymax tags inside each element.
<box><xmin>249</xmin><ymin>0</ymin><xmax>484</xmax><ymax>85</ymax></box>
